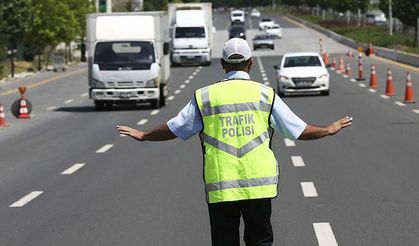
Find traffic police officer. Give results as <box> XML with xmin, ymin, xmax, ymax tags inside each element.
<box><xmin>117</xmin><ymin>38</ymin><xmax>352</xmax><ymax>246</ymax></box>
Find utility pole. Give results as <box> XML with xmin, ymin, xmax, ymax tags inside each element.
<box><xmin>389</xmin><ymin>0</ymin><xmax>393</xmax><ymax>36</ymax></box>
<box><xmin>272</xmin><ymin>0</ymin><xmax>276</xmax><ymax>11</ymax></box>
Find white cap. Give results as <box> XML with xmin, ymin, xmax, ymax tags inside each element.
<box><xmin>222</xmin><ymin>38</ymin><xmax>252</xmax><ymax>63</ymax></box>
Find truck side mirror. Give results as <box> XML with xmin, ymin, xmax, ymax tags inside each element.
<box><xmin>163</xmin><ymin>42</ymin><xmax>170</xmax><ymax>55</ymax></box>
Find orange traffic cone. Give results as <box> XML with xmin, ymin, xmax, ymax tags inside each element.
<box><xmin>0</xmin><ymin>103</ymin><xmax>9</xmax><ymax>127</ymax></box>
<box><xmin>345</xmin><ymin>63</ymin><xmax>351</xmax><ymax>77</ymax></box>
<box><xmin>369</xmin><ymin>64</ymin><xmax>378</xmax><ymax>88</ymax></box>
<box><xmin>18</xmin><ymin>98</ymin><xmax>31</xmax><ymax>119</ymax></box>
<box><xmin>331</xmin><ymin>57</ymin><xmax>337</xmax><ymax>69</ymax></box>
<box><xmin>385</xmin><ymin>68</ymin><xmax>395</xmax><ymax>96</ymax></box>
<box><xmin>339</xmin><ymin>56</ymin><xmax>345</xmax><ymax>73</ymax></box>
<box><xmin>323</xmin><ymin>52</ymin><xmax>329</xmax><ymax>66</ymax></box>
<box><xmin>404</xmin><ymin>72</ymin><xmax>415</xmax><ymax>103</ymax></box>
<box><xmin>368</xmin><ymin>43</ymin><xmax>374</xmax><ymax>57</ymax></box>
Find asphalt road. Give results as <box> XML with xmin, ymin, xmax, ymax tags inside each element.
<box><xmin>0</xmin><ymin>11</ymin><xmax>419</xmax><ymax>246</ymax></box>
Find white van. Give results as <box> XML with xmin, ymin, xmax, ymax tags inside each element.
<box><xmin>230</xmin><ymin>10</ymin><xmax>245</xmax><ymax>24</ymax></box>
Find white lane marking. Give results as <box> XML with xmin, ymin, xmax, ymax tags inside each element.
<box><xmin>368</xmin><ymin>88</ymin><xmax>377</xmax><ymax>93</ymax></box>
<box><xmin>301</xmin><ymin>182</ymin><xmax>318</xmax><ymax>197</ymax></box>
<box><xmin>261</xmin><ymin>72</ymin><xmax>266</xmax><ymax>77</ymax></box>
<box><xmin>264</xmin><ymin>82</ymin><xmax>270</xmax><ymax>85</ymax></box>
<box><xmin>350</xmin><ymin>78</ymin><xmax>357</xmax><ymax>83</ymax></box>
<box><xmin>61</xmin><ymin>163</ymin><xmax>85</xmax><ymax>175</ymax></box>
<box><xmin>185</xmin><ymin>79</ymin><xmax>190</xmax><ymax>84</ymax></box>
<box><xmin>358</xmin><ymin>83</ymin><xmax>366</xmax><ymax>87</ymax></box>
<box><xmin>137</xmin><ymin>119</ymin><xmax>148</xmax><ymax>125</ymax></box>
<box><xmin>413</xmin><ymin>109</ymin><xmax>419</xmax><ymax>114</ymax></box>
<box><xmin>10</xmin><ymin>191</ymin><xmax>43</xmax><ymax>208</ymax></box>
<box><xmin>189</xmin><ymin>75</ymin><xmax>194</xmax><ymax>80</ymax></box>
<box><xmin>64</xmin><ymin>99</ymin><xmax>74</xmax><ymax>104</ymax></box>
<box><xmin>180</xmin><ymin>84</ymin><xmax>186</xmax><ymax>89</ymax></box>
<box><xmin>167</xmin><ymin>95</ymin><xmax>175</xmax><ymax>101</ymax></box>
<box><xmin>395</xmin><ymin>101</ymin><xmax>406</xmax><ymax>107</ymax></box>
<box><xmin>150</xmin><ymin>110</ymin><xmax>159</xmax><ymax>115</ymax></box>
<box><xmin>284</xmin><ymin>138</ymin><xmax>296</xmax><ymax>147</ymax></box>
<box><xmin>47</xmin><ymin>106</ymin><xmax>57</xmax><ymax>111</ymax></box>
<box><xmin>80</xmin><ymin>92</ymin><xmax>88</xmax><ymax>97</ymax></box>
<box><xmin>380</xmin><ymin>94</ymin><xmax>390</xmax><ymax>99</ymax></box>
<box><xmin>262</xmin><ymin>77</ymin><xmax>268</xmax><ymax>81</ymax></box>
<box><xmin>313</xmin><ymin>223</ymin><xmax>338</xmax><ymax>246</ymax></box>
<box><xmin>343</xmin><ymin>74</ymin><xmax>348</xmax><ymax>78</ymax></box>
<box><xmin>193</xmin><ymin>71</ymin><xmax>198</xmax><ymax>76</ymax></box>
<box><xmin>291</xmin><ymin>156</ymin><xmax>305</xmax><ymax>167</ymax></box>
<box><xmin>120</xmin><ymin>134</ymin><xmax>127</xmax><ymax>137</ymax></box>
<box><xmin>96</xmin><ymin>144</ymin><xmax>114</xmax><ymax>153</ymax></box>
<box><xmin>175</xmin><ymin>90</ymin><xmax>181</xmax><ymax>94</ymax></box>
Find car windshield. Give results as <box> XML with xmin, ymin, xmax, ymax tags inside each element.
<box><xmin>94</xmin><ymin>41</ymin><xmax>155</xmax><ymax>70</ymax></box>
<box><xmin>175</xmin><ymin>27</ymin><xmax>205</xmax><ymax>38</ymax></box>
<box><xmin>233</xmin><ymin>13</ymin><xmax>243</xmax><ymax>17</ymax></box>
<box><xmin>261</xmin><ymin>18</ymin><xmax>272</xmax><ymax>22</ymax></box>
<box><xmin>284</xmin><ymin>56</ymin><xmax>322</xmax><ymax>67</ymax></box>
<box><xmin>254</xmin><ymin>35</ymin><xmax>272</xmax><ymax>40</ymax></box>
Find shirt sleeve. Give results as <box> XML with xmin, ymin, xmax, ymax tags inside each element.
<box><xmin>270</xmin><ymin>94</ymin><xmax>307</xmax><ymax>140</ymax></box>
<box><xmin>167</xmin><ymin>97</ymin><xmax>203</xmax><ymax>140</ymax></box>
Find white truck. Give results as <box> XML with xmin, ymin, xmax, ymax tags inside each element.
<box><xmin>168</xmin><ymin>3</ymin><xmax>213</xmax><ymax>66</ymax></box>
<box><xmin>86</xmin><ymin>12</ymin><xmax>170</xmax><ymax>110</ymax></box>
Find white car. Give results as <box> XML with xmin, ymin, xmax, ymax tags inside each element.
<box><xmin>231</xmin><ymin>10</ymin><xmax>245</xmax><ymax>24</ymax></box>
<box><xmin>259</xmin><ymin>18</ymin><xmax>275</xmax><ymax>30</ymax></box>
<box><xmin>250</xmin><ymin>9</ymin><xmax>261</xmax><ymax>18</ymax></box>
<box><xmin>274</xmin><ymin>52</ymin><xmax>330</xmax><ymax>96</ymax></box>
<box><xmin>265</xmin><ymin>23</ymin><xmax>282</xmax><ymax>38</ymax></box>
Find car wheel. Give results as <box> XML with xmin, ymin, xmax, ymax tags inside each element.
<box><xmin>150</xmin><ymin>99</ymin><xmax>160</xmax><ymax>109</ymax></box>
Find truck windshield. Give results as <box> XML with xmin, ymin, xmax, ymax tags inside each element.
<box><xmin>175</xmin><ymin>27</ymin><xmax>205</xmax><ymax>38</ymax></box>
<box><xmin>94</xmin><ymin>41</ymin><xmax>155</xmax><ymax>70</ymax></box>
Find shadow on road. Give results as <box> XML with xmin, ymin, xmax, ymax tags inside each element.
<box><xmin>55</xmin><ymin>104</ymin><xmax>152</xmax><ymax>113</ymax></box>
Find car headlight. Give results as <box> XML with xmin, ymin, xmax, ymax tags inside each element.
<box><xmin>145</xmin><ymin>78</ymin><xmax>159</xmax><ymax>88</ymax></box>
<box><xmin>91</xmin><ymin>78</ymin><xmax>105</xmax><ymax>88</ymax></box>
<box><xmin>280</xmin><ymin>75</ymin><xmax>290</xmax><ymax>80</ymax></box>
<box><xmin>318</xmin><ymin>73</ymin><xmax>329</xmax><ymax>79</ymax></box>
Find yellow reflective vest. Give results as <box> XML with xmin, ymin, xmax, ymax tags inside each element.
<box><xmin>195</xmin><ymin>79</ymin><xmax>278</xmax><ymax>203</ymax></box>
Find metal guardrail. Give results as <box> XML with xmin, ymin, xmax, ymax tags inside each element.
<box><xmin>286</xmin><ymin>14</ymin><xmax>419</xmax><ymax>68</ymax></box>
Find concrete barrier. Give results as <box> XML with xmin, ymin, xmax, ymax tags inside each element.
<box><xmin>286</xmin><ymin>14</ymin><xmax>419</xmax><ymax>67</ymax></box>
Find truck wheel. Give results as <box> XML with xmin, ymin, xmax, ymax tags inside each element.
<box><xmin>94</xmin><ymin>101</ymin><xmax>105</xmax><ymax>111</ymax></box>
<box><xmin>151</xmin><ymin>99</ymin><xmax>160</xmax><ymax>109</ymax></box>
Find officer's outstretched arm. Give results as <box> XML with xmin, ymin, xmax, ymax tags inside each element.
<box><xmin>117</xmin><ymin>124</ymin><xmax>177</xmax><ymax>141</ymax></box>
<box><xmin>298</xmin><ymin>116</ymin><xmax>352</xmax><ymax>140</ymax></box>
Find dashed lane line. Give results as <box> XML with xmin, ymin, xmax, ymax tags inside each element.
<box><xmin>61</xmin><ymin>163</ymin><xmax>85</xmax><ymax>175</ymax></box>
<box><xmin>64</xmin><ymin>99</ymin><xmax>74</xmax><ymax>104</ymax></box>
<box><xmin>80</xmin><ymin>92</ymin><xmax>88</xmax><ymax>97</ymax></box>
<box><xmin>264</xmin><ymin>82</ymin><xmax>270</xmax><ymax>86</ymax></box>
<box><xmin>301</xmin><ymin>182</ymin><xmax>318</xmax><ymax>197</ymax></box>
<box><xmin>189</xmin><ymin>75</ymin><xmax>194</xmax><ymax>80</ymax></box>
<box><xmin>284</xmin><ymin>138</ymin><xmax>296</xmax><ymax>147</ymax></box>
<box><xmin>358</xmin><ymin>83</ymin><xmax>366</xmax><ymax>88</ymax></box>
<box><xmin>175</xmin><ymin>90</ymin><xmax>181</xmax><ymax>94</ymax></box>
<box><xmin>137</xmin><ymin>119</ymin><xmax>148</xmax><ymax>125</ymax></box>
<box><xmin>167</xmin><ymin>96</ymin><xmax>175</xmax><ymax>101</ymax></box>
<box><xmin>96</xmin><ymin>144</ymin><xmax>114</xmax><ymax>153</ymax></box>
<box><xmin>291</xmin><ymin>156</ymin><xmax>305</xmax><ymax>167</ymax></box>
<box><xmin>413</xmin><ymin>109</ymin><xmax>419</xmax><ymax>114</ymax></box>
<box><xmin>380</xmin><ymin>94</ymin><xmax>390</xmax><ymax>99</ymax></box>
<box><xmin>395</xmin><ymin>101</ymin><xmax>406</xmax><ymax>107</ymax></box>
<box><xmin>150</xmin><ymin>110</ymin><xmax>159</xmax><ymax>115</ymax></box>
<box><xmin>313</xmin><ymin>223</ymin><xmax>338</xmax><ymax>246</ymax></box>
<box><xmin>368</xmin><ymin>88</ymin><xmax>377</xmax><ymax>93</ymax></box>
<box><xmin>350</xmin><ymin>78</ymin><xmax>357</xmax><ymax>83</ymax></box>
<box><xmin>47</xmin><ymin>106</ymin><xmax>58</xmax><ymax>111</ymax></box>
<box><xmin>180</xmin><ymin>84</ymin><xmax>186</xmax><ymax>89</ymax></box>
<box><xmin>9</xmin><ymin>191</ymin><xmax>43</xmax><ymax>208</ymax></box>
<box><xmin>185</xmin><ymin>79</ymin><xmax>190</xmax><ymax>84</ymax></box>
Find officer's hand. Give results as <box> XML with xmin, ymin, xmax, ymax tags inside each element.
<box><xmin>117</xmin><ymin>125</ymin><xmax>145</xmax><ymax>141</ymax></box>
<box><xmin>327</xmin><ymin>116</ymin><xmax>353</xmax><ymax>135</ymax></box>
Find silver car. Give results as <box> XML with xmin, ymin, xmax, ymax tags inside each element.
<box><xmin>253</xmin><ymin>34</ymin><xmax>275</xmax><ymax>50</ymax></box>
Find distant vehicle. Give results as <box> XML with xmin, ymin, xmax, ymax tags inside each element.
<box><xmin>253</xmin><ymin>34</ymin><xmax>275</xmax><ymax>50</ymax></box>
<box><xmin>265</xmin><ymin>23</ymin><xmax>282</xmax><ymax>38</ymax></box>
<box><xmin>86</xmin><ymin>12</ymin><xmax>171</xmax><ymax>110</ymax></box>
<box><xmin>274</xmin><ymin>52</ymin><xmax>329</xmax><ymax>96</ymax></box>
<box><xmin>168</xmin><ymin>3</ymin><xmax>213</xmax><ymax>66</ymax></box>
<box><xmin>230</xmin><ymin>10</ymin><xmax>245</xmax><ymax>24</ymax></box>
<box><xmin>229</xmin><ymin>25</ymin><xmax>246</xmax><ymax>40</ymax></box>
<box><xmin>259</xmin><ymin>18</ymin><xmax>275</xmax><ymax>30</ymax></box>
<box><xmin>250</xmin><ymin>9</ymin><xmax>261</xmax><ymax>18</ymax></box>
<box><xmin>365</xmin><ymin>10</ymin><xmax>387</xmax><ymax>25</ymax></box>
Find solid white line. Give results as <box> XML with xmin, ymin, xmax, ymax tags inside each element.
<box><xmin>167</xmin><ymin>95</ymin><xmax>175</xmax><ymax>101</ymax></box>
<box><xmin>61</xmin><ymin>163</ymin><xmax>85</xmax><ymax>175</ymax></box>
<box><xmin>96</xmin><ymin>144</ymin><xmax>113</xmax><ymax>153</ymax></box>
<box><xmin>137</xmin><ymin>119</ymin><xmax>148</xmax><ymax>125</ymax></box>
<box><xmin>180</xmin><ymin>84</ymin><xmax>186</xmax><ymax>89</ymax></box>
<box><xmin>301</xmin><ymin>182</ymin><xmax>318</xmax><ymax>197</ymax></box>
<box><xmin>264</xmin><ymin>82</ymin><xmax>270</xmax><ymax>85</ymax></box>
<box><xmin>284</xmin><ymin>138</ymin><xmax>295</xmax><ymax>147</ymax></box>
<box><xmin>369</xmin><ymin>88</ymin><xmax>377</xmax><ymax>93</ymax></box>
<box><xmin>80</xmin><ymin>92</ymin><xmax>88</xmax><ymax>97</ymax></box>
<box><xmin>175</xmin><ymin>90</ymin><xmax>181</xmax><ymax>94</ymax></box>
<box><xmin>10</xmin><ymin>191</ymin><xmax>43</xmax><ymax>208</ymax></box>
<box><xmin>47</xmin><ymin>106</ymin><xmax>57</xmax><ymax>111</ymax></box>
<box><xmin>395</xmin><ymin>101</ymin><xmax>406</xmax><ymax>107</ymax></box>
<box><xmin>291</xmin><ymin>156</ymin><xmax>305</xmax><ymax>167</ymax></box>
<box><xmin>64</xmin><ymin>99</ymin><xmax>74</xmax><ymax>104</ymax></box>
<box><xmin>150</xmin><ymin>110</ymin><xmax>159</xmax><ymax>115</ymax></box>
<box><xmin>313</xmin><ymin>223</ymin><xmax>338</xmax><ymax>246</ymax></box>
<box><xmin>358</xmin><ymin>83</ymin><xmax>366</xmax><ymax>87</ymax></box>
<box><xmin>413</xmin><ymin>109</ymin><xmax>419</xmax><ymax>114</ymax></box>
<box><xmin>380</xmin><ymin>94</ymin><xmax>390</xmax><ymax>99</ymax></box>
<box><xmin>185</xmin><ymin>79</ymin><xmax>190</xmax><ymax>84</ymax></box>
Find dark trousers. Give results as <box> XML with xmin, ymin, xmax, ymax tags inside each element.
<box><xmin>208</xmin><ymin>198</ymin><xmax>273</xmax><ymax>246</ymax></box>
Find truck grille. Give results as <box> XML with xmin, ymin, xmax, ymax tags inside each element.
<box><xmin>117</xmin><ymin>81</ymin><xmax>134</xmax><ymax>87</ymax></box>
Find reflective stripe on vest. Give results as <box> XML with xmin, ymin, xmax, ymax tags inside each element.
<box><xmin>196</xmin><ymin>80</ymin><xmax>278</xmax><ymax>203</ymax></box>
